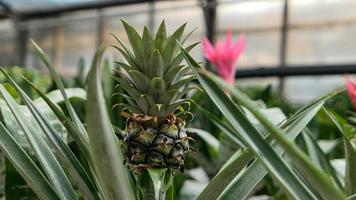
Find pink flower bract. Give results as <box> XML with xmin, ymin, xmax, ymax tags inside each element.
<box><xmin>346</xmin><ymin>76</ymin><xmax>356</xmax><ymax>110</ymax></box>
<box><xmin>202</xmin><ymin>30</ymin><xmax>246</xmax><ymax>84</ymax></box>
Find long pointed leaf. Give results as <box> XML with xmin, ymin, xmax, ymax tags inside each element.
<box><xmin>86</xmin><ymin>46</ymin><xmax>135</xmax><ymax>199</ymax></box>
<box><xmin>180</xmin><ymin>44</ymin><xmax>318</xmax><ymax>200</ymax></box>
<box><xmin>212</xmin><ymin>74</ymin><xmax>346</xmax><ymax>199</ymax></box>
<box><xmin>3</xmin><ymin>72</ymin><xmax>99</xmax><ymax>200</ymax></box>
<box><xmin>31</xmin><ymin>40</ymin><xmax>88</xmax><ymax>145</ymax></box>
<box><xmin>218</xmin><ymin>98</ymin><xmax>327</xmax><ymax>200</ymax></box>
<box><xmin>200</xmin><ymin>91</ymin><xmax>328</xmax><ymax>200</ymax></box>
<box><xmin>303</xmin><ymin>129</ymin><xmax>343</xmax><ymax>189</ymax></box>
<box><xmin>0</xmin><ymin>83</ymin><xmax>78</xmax><ymax>200</ymax></box>
<box><xmin>0</xmin><ymin>122</ymin><xmax>60</xmax><ymax>200</ymax></box>
<box><xmin>323</xmin><ymin>108</ymin><xmax>356</xmax><ymax>195</ymax></box>
<box><xmin>23</xmin><ymin>79</ymin><xmax>91</xmax><ymax>159</ymax></box>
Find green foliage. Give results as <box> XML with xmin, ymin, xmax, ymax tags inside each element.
<box><xmin>0</xmin><ymin>66</ymin><xmax>52</xmax><ymax>101</ymax></box>
<box><xmin>179</xmin><ymin>44</ymin><xmax>348</xmax><ymax>199</ymax></box>
<box><xmin>0</xmin><ymin>22</ymin><xmax>354</xmax><ymax>200</ymax></box>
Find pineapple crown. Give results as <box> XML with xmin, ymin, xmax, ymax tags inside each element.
<box><xmin>112</xmin><ymin>20</ymin><xmax>199</xmax><ymax>119</ymax></box>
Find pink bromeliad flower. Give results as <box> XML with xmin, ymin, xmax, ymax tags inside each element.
<box><xmin>346</xmin><ymin>76</ymin><xmax>356</xmax><ymax>110</ymax></box>
<box><xmin>202</xmin><ymin>30</ymin><xmax>246</xmax><ymax>84</ymax></box>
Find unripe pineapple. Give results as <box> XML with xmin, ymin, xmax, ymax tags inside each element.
<box><xmin>112</xmin><ymin>20</ymin><xmax>198</xmax><ymax>171</ymax></box>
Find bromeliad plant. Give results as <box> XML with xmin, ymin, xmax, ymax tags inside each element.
<box><xmin>0</xmin><ymin>20</ymin><xmax>354</xmax><ymax>200</ymax></box>
<box><xmin>202</xmin><ymin>30</ymin><xmax>245</xmax><ymax>84</ymax></box>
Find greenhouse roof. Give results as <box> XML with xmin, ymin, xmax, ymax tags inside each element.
<box><xmin>0</xmin><ymin>0</ymin><xmax>152</xmax><ymax>19</ymax></box>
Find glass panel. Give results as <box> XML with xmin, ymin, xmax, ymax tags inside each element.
<box><xmin>217</xmin><ymin>0</ymin><xmax>283</xmax><ymax>68</ymax></box>
<box><xmin>0</xmin><ymin>20</ymin><xmax>15</xmax><ymax>66</ymax></box>
<box><xmin>284</xmin><ymin>76</ymin><xmax>343</xmax><ymax>103</ymax></box>
<box><xmin>153</xmin><ymin>1</ymin><xmax>204</xmax><ymax>60</ymax></box>
<box><xmin>287</xmin><ymin>0</ymin><xmax>356</xmax><ymax>64</ymax></box>
<box><xmin>284</xmin><ymin>0</ymin><xmax>356</xmax><ymax>102</ymax></box>
<box><xmin>1</xmin><ymin>0</ymin><xmax>100</xmax><ymax>12</ymax></box>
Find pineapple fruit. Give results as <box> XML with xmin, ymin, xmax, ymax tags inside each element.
<box><xmin>112</xmin><ymin>20</ymin><xmax>198</xmax><ymax>171</ymax></box>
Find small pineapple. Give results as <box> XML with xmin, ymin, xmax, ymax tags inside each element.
<box><xmin>112</xmin><ymin>20</ymin><xmax>198</xmax><ymax>171</ymax></box>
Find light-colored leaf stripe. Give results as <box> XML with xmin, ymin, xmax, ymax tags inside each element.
<box><xmin>347</xmin><ymin>194</ymin><xmax>356</xmax><ymax>200</ymax></box>
<box><xmin>187</xmin><ymin>128</ymin><xmax>219</xmax><ymax>151</ymax></box>
<box><xmin>197</xmin><ymin>149</ymin><xmax>253</xmax><ymax>200</ymax></box>
<box><xmin>0</xmin><ymin>122</ymin><xmax>60</xmax><ymax>200</ymax></box>
<box><xmin>31</xmin><ymin>40</ymin><xmax>88</xmax><ymax>145</ymax></box>
<box><xmin>194</xmin><ymin>102</ymin><xmax>246</xmax><ymax>148</ymax></box>
<box><xmin>213</xmin><ymin>76</ymin><xmax>346</xmax><ymax>200</ymax></box>
<box><xmin>303</xmin><ymin>129</ymin><xmax>343</xmax><ymax>189</ymax></box>
<box><xmin>33</xmin><ymin>88</ymin><xmax>86</xmax><ymax>106</ymax></box>
<box><xmin>86</xmin><ymin>45</ymin><xmax>135</xmax><ymax>200</ymax></box>
<box><xmin>4</xmin><ymin>73</ymin><xmax>100</xmax><ymax>200</ymax></box>
<box><xmin>179</xmin><ymin>44</ymin><xmax>317</xmax><ymax>200</ymax></box>
<box><xmin>344</xmin><ymin>137</ymin><xmax>356</xmax><ymax>195</ymax></box>
<box><xmin>0</xmin><ymin>83</ymin><xmax>78</xmax><ymax>200</ymax></box>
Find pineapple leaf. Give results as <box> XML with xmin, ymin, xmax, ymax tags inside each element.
<box><xmin>142</xmin><ymin>26</ymin><xmax>155</xmax><ymax>72</ymax></box>
<box><xmin>148</xmin><ymin>77</ymin><xmax>166</xmax><ymax>99</ymax></box>
<box><xmin>162</xmin><ymin>23</ymin><xmax>186</xmax><ymax>65</ymax></box>
<box><xmin>176</xmin><ymin>111</ymin><xmax>193</xmax><ymax>121</ymax></box>
<box><xmin>181</xmin><ymin>27</ymin><xmax>198</xmax><ymax>44</ymax></box>
<box><xmin>165</xmin><ymin>99</ymin><xmax>190</xmax><ymax>114</ymax></box>
<box><xmin>110</xmin><ymin>33</ymin><xmax>137</xmax><ymax>64</ymax></box>
<box><xmin>112</xmin><ymin>75</ymin><xmax>133</xmax><ymax>86</ymax></box>
<box><xmin>173</xmin><ymin>86</ymin><xmax>201</xmax><ymax>102</ymax></box>
<box><xmin>145</xmin><ymin>95</ymin><xmax>155</xmax><ymax>107</ymax></box>
<box><xmin>169</xmin><ymin>74</ymin><xmax>196</xmax><ymax>90</ymax></box>
<box><xmin>155</xmin><ymin>21</ymin><xmax>167</xmax><ymax>53</ymax></box>
<box><xmin>148</xmin><ymin>50</ymin><xmax>164</xmax><ymax>78</ymax></box>
<box><xmin>111</xmin><ymin>45</ymin><xmax>140</xmax><ymax>70</ymax></box>
<box><xmin>148</xmin><ymin>104</ymin><xmax>164</xmax><ymax>117</ymax></box>
<box><xmin>158</xmin><ymin>89</ymin><xmax>181</xmax><ymax>104</ymax></box>
<box><xmin>137</xmin><ymin>95</ymin><xmax>150</xmax><ymax>114</ymax></box>
<box><xmin>128</xmin><ymin>70</ymin><xmax>149</xmax><ymax>92</ymax></box>
<box><xmin>115</xmin><ymin>103</ymin><xmax>143</xmax><ymax>114</ymax></box>
<box><xmin>113</xmin><ymin>93</ymin><xmax>136</xmax><ymax>107</ymax></box>
<box><xmin>114</xmin><ymin>60</ymin><xmax>133</xmax><ymax>71</ymax></box>
<box><xmin>158</xmin><ymin>87</ymin><xmax>200</xmax><ymax>105</ymax></box>
<box><xmin>119</xmin><ymin>84</ymin><xmax>141</xmax><ymax>100</ymax></box>
<box><xmin>164</xmin><ymin>65</ymin><xmax>189</xmax><ymax>84</ymax></box>
<box><xmin>121</xmin><ymin>20</ymin><xmax>144</xmax><ymax>67</ymax></box>
<box><xmin>166</xmin><ymin>42</ymin><xmax>199</xmax><ymax>73</ymax></box>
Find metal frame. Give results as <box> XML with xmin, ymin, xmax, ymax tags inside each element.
<box><xmin>0</xmin><ymin>0</ymin><xmax>355</xmax><ymax>78</ymax></box>
<box><xmin>235</xmin><ymin>64</ymin><xmax>356</xmax><ymax>78</ymax></box>
<box><xmin>278</xmin><ymin>0</ymin><xmax>288</xmax><ymax>90</ymax></box>
<box><xmin>0</xmin><ymin>0</ymin><xmax>154</xmax><ymax>20</ymax></box>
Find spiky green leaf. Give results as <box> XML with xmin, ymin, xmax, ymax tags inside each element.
<box><xmin>121</xmin><ymin>20</ymin><xmax>144</xmax><ymax>67</ymax></box>
<box><xmin>163</xmin><ymin>23</ymin><xmax>186</xmax><ymax>65</ymax></box>
<box><xmin>155</xmin><ymin>21</ymin><xmax>167</xmax><ymax>53</ymax></box>
<box><xmin>148</xmin><ymin>50</ymin><xmax>164</xmax><ymax>78</ymax></box>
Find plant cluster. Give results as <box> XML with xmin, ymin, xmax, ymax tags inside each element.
<box><xmin>0</xmin><ymin>21</ymin><xmax>354</xmax><ymax>200</ymax></box>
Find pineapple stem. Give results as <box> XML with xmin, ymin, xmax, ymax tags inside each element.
<box><xmin>136</xmin><ymin>169</ymin><xmax>172</xmax><ymax>200</ymax></box>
